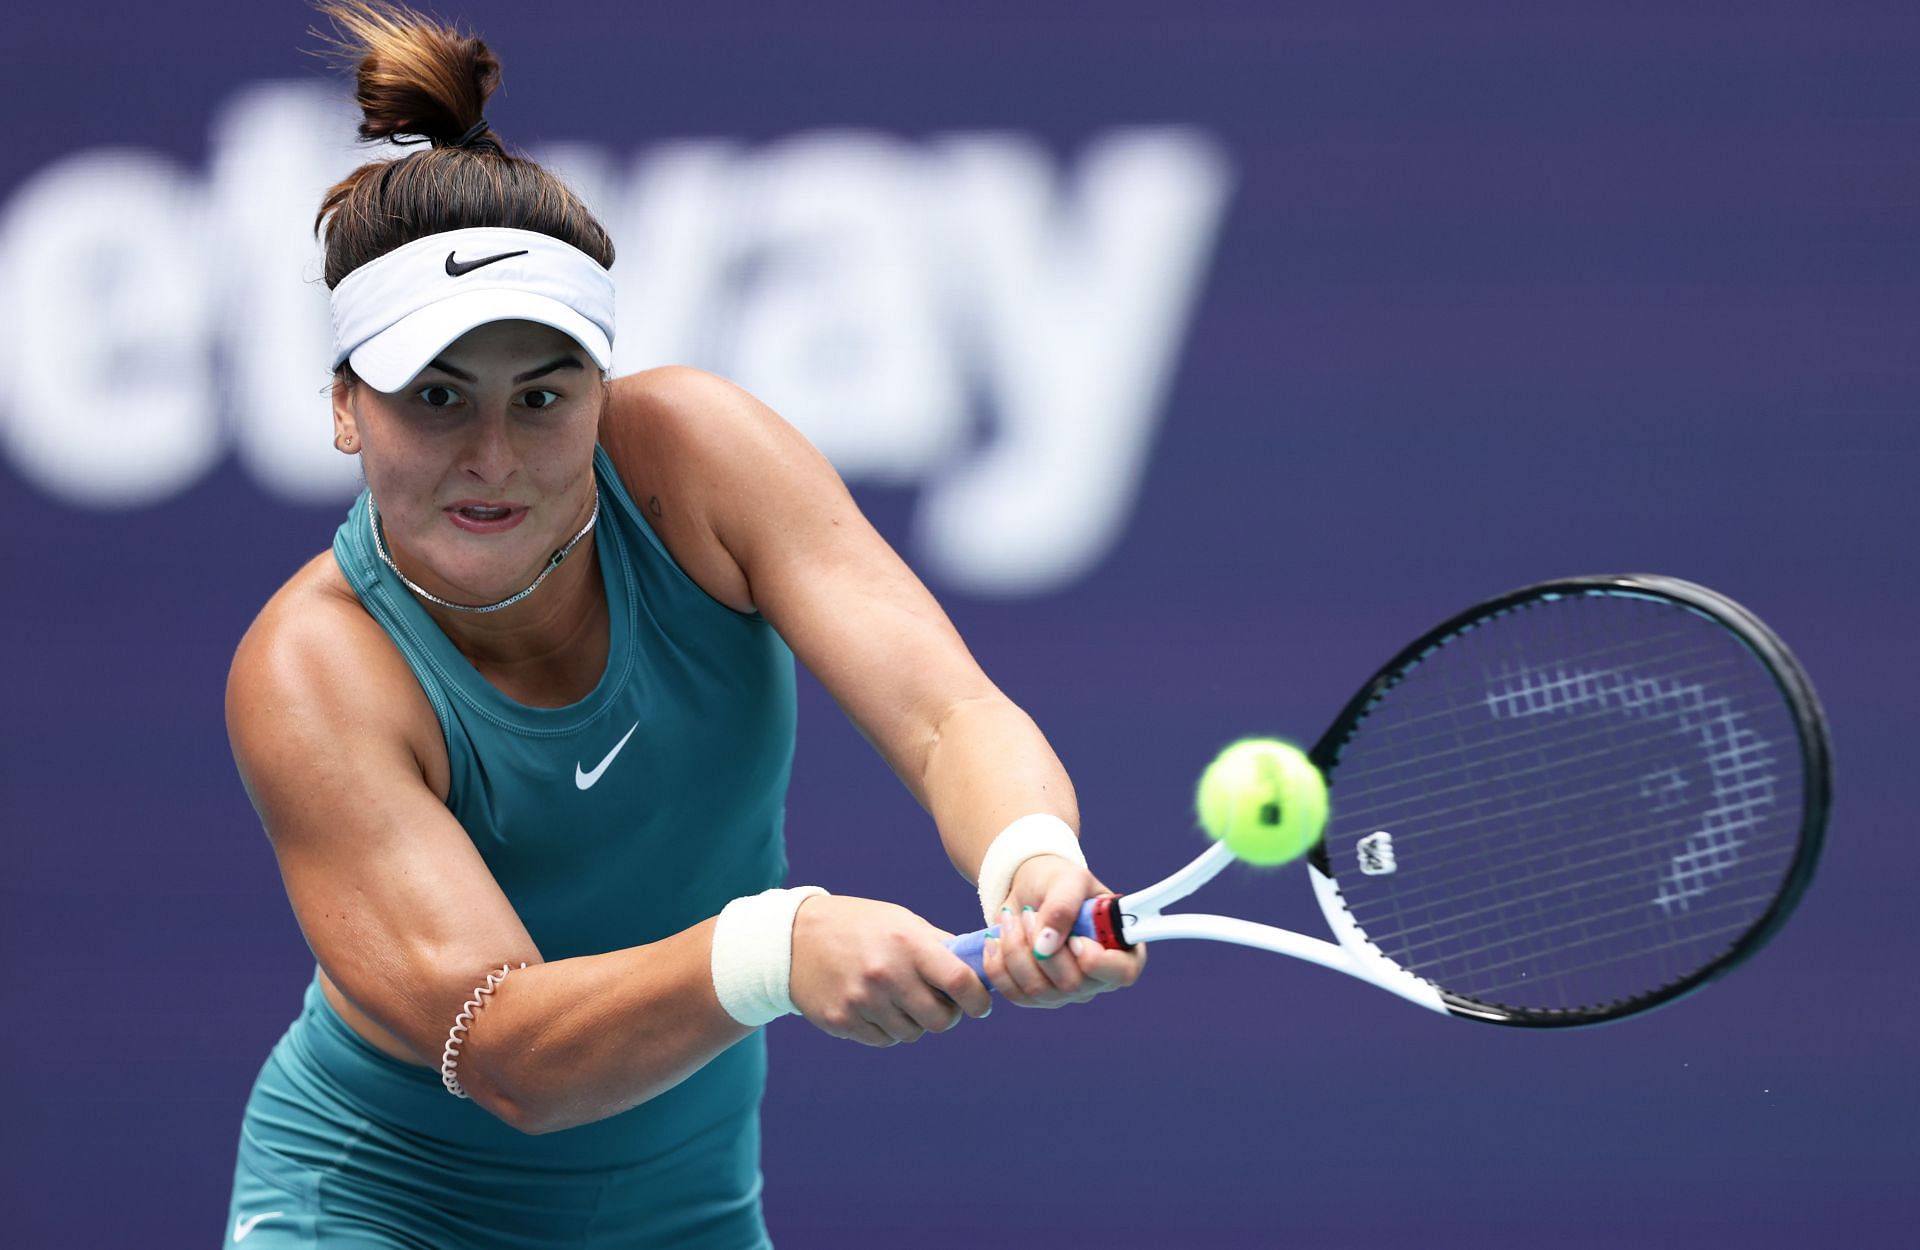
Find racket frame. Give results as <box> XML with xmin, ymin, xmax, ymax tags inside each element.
<box><xmin>1301</xmin><ymin>573</ymin><xmax>1832</xmax><ymax>1027</ymax></box>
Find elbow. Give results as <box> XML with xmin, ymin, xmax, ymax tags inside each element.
<box><xmin>472</xmin><ymin>1081</ymin><xmax>584</xmax><ymax>1137</ymax></box>
<box><xmin>459</xmin><ymin>1047</ymin><xmax>621</xmax><ymax>1137</ymax></box>
<box><xmin>492</xmin><ymin>1068</ymin><xmax>618</xmax><ymax>1137</ymax></box>
<box><xmin>434</xmin><ymin>982</ymin><xmax>584</xmax><ymax>1135</ymax></box>
<box><xmin>459</xmin><ymin>1069</ymin><xmax>550</xmax><ymax>1135</ymax></box>
<box><xmin>477</xmin><ymin>1089</ymin><xmax>553</xmax><ymax>1136</ymax></box>
<box><xmin>453</xmin><ymin>1037</ymin><xmax>564</xmax><ymax>1135</ymax></box>
<box><xmin>480</xmin><ymin>1073</ymin><xmax>698</xmax><ymax>1137</ymax></box>
<box><xmin>500</xmin><ymin>1103</ymin><xmax>571</xmax><ymax>1137</ymax></box>
<box><xmin>490</xmin><ymin>1090</ymin><xmax>627</xmax><ymax>1138</ymax></box>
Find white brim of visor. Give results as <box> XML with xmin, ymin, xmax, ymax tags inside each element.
<box><xmin>346</xmin><ymin>289</ymin><xmax>614</xmax><ymax>394</ymax></box>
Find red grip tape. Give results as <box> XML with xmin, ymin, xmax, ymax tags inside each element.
<box><xmin>1092</xmin><ymin>894</ymin><xmax>1131</xmax><ymax>950</ymax></box>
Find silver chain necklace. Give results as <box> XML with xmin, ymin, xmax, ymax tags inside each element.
<box><xmin>368</xmin><ymin>492</ymin><xmax>599</xmax><ymax>615</ymax></box>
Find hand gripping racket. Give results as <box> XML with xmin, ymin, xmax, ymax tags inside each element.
<box><xmin>947</xmin><ymin>574</ymin><xmax>1831</xmax><ymax>1026</ymax></box>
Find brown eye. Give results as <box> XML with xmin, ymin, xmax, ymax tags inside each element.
<box><xmin>416</xmin><ymin>385</ymin><xmax>459</xmax><ymax>407</ymax></box>
<box><xmin>523</xmin><ymin>389</ymin><xmax>561</xmax><ymax>410</ymax></box>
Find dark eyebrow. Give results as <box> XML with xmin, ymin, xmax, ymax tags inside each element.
<box><xmin>421</xmin><ymin>355</ymin><xmax>587</xmax><ymax>384</ymax></box>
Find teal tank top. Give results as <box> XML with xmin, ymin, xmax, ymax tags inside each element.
<box><xmin>307</xmin><ymin>444</ymin><xmax>796</xmax><ymax>1171</ymax></box>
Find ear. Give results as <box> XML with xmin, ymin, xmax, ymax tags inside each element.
<box><xmin>331</xmin><ymin>373</ymin><xmax>361</xmax><ymax>454</ymax></box>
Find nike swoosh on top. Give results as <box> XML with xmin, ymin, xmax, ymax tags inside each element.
<box><xmin>444</xmin><ymin>248</ymin><xmax>529</xmax><ymax>277</ymax></box>
<box><xmin>233</xmin><ymin>1211</ymin><xmax>283</xmax><ymax>1242</ymax></box>
<box><xmin>576</xmin><ymin>722</ymin><xmax>639</xmax><ymax>791</ymax></box>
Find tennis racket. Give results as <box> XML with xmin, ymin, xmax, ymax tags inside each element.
<box><xmin>947</xmin><ymin>574</ymin><xmax>1831</xmax><ymax>1027</ymax></box>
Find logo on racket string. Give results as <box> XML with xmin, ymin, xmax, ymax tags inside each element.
<box><xmin>1357</xmin><ymin>831</ymin><xmax>1397</xmax><ymax>875</ymax></box>
<box><xmin>1482</xmin><ymin>660</ymin><xmax>1778</xmax><ymax>915</ymax></box>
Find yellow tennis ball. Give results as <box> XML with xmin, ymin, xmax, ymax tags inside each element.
<box><xmin>1195</xmin><ymin>738</ymin><xmax>1329</xmax><ymax>866</ymax></box>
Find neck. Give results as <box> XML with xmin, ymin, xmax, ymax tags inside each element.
<box><xmin>435</xmin><ymin>541</ymin><xmax>612</xmax><ymax>709</ymax></box>
<box><xmin>371</xmin><ymin>489</ymin><xmax>606</xmax><ymax>668</ymax></box>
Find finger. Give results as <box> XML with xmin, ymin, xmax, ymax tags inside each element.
<box><xmin>852</xmin><ymin>1020</ymin><xmax>898</xmax><ymax>1047</ymax></box>
<box><xmin>1032</xmin><ymin>929</ymin><xmax>1088</xmax><ymax>997</ymax></box>
<box><xmin>1029</xmin><ymin>882</ymin><xmax>1094</xmax><ymax>996</ymax></box>
<box><xmin>1070</xmin><ymin>936</ymin><xmax>1148</xmax><ymax>990</ymax></box>
<box><xmin>864</xmin><ymin>1003</ymin><xmax>928</xmax><ymax>1045</ymax></box>
<box><xmin>1023</xmin><ymin>903</ymin><xmax>1090</xmax><ymax>1000</ymax></box>
<box><xmin>820</xmin><ymin>1009</ymin><xmax>896</xmax><ymax>1048</ymax></box>
<box><xmin>1048</xmin><ymin>939</ymin><xmax>1123</xmax><ymax>1006</ymax></box>
<box><xmin>986</xmin><ymin>911</ymin><xmax>1043</xmax><ymax>1003</ymax></box>
<box><xmin>982</xmin><ymin>914</ymin><xmax>1035</xmax><ymax>1005</ymax></box>
<box><xmin>1030</xmin><ymin>875</ymin><xmax>1086</xmax><ymax>966</ymax></box>
<box><xmin>921</xmin><ymin>945</ymin><xmax>993</xmax><ymax>1020</ymax></box>
<box><xmin>999</xmin><ymin>906</ymin><xmax>1055</xmax><ymax>1000</ymax></box>
<box><xmin>900</xmin><ymin>984</ymin><xmax>966</xmax><ymax>1035</ymax></box>
<box><xmin>981</xmin><ymin>935</ymin><xmax>1031</xmax><ymax>1006</ymax></box>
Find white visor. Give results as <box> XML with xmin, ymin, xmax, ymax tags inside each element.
<box><xmin>329</xmin><ymin>227</ymin><xmax>615</xmax><ymax>393</ymax></box>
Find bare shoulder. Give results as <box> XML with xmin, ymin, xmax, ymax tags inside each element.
<box><xmin>226</xmin><ymin>555</ymin><xmax>542</xmax><ymax>1076</ymax></box>
<box><xmin>602</xmin><ymin>367</ymin><xmax>830</xmax><ymax>614</ymax></box>
<box><xmin>606</xmin><ymin>365</ymin><xmax>786</xmax><ymax>448</ymax></box>
<box><xmin>226</xmin><ymin>552</ymin><xmax>448</xmax><ymax>804</ymax></box>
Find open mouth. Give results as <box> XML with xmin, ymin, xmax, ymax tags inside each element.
<box><xmin>446</xmin><ymin>503</ymin><xmax>526</xmax><ymax>532</ymax></box>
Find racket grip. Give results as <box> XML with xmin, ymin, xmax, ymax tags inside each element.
<box><xmin>944</xmin><ymin>895</ymin><xmax>1130</xmax><ymax>989</ymax></box>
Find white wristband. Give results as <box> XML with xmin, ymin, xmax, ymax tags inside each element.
<box><xmin>975</xmin><ymin>814</ymin><xmax>1087</xmax><ymax>925</ymax></box>
<box><xmin>710</xmin><ymin>886</ymin><xmax>829</xmax><ymax>1027</ymax></box>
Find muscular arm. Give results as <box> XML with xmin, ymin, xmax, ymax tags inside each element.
<box><xmin>602</xmin><ymin>371</ymin><xmax>1147</xmax><ymax>1011</ymax></box>
<box><xmin>227</xmin><ymin>567</ymin><xmax>751</xmax><ymax>1134</ymax></box>
<box><xmin>604</xmin><ymin>369</ymin><xmax>1080</xmax><ymax>884</ymax></box>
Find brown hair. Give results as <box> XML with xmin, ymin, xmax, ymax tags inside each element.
<box><xmin>309</xmin><ymin>1</ymin><xmax>615</xmax><ymax>292</ymax></box>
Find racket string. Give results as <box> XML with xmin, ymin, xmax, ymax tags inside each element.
<box><xmin>1466</xmin><ymin>912</ymin><xmax>1769</xmax><ymax>998</ymax></box>
<box><xmin>1331</xmin><ymin>650</ymin><xmax>1762</xmax><ymax>805</ymax></box>
<box><xmin>1321</xmin><ymin>590</ymin><xmax>1808</xmax><ymax>1013</ymax></box>
<box><xmin>1337</xmin><ymin>773</ymin><xmax>1791</xmax><ymax>916</ymax></box>
<box><xmin>1330</xmin><ymin>624</ymin><xmax>1730</xmax><ymax>745</ymax></box>
<box><xmin>1363</xmin><ymin>840</ymin><xmax>1797</xmax><ymax>955</ymax></box>
<box><xmin>1379</xmin><ymin>877</ymin><xmax>1787</xmax><ymax>974</ymax></box>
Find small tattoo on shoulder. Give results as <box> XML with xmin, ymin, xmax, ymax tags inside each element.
<box><xmin>647</xmin><ymin>495</ymin><xmax>664</xmax><ymax>518</ymax></box>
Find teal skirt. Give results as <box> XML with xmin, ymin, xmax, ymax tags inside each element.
<box><xmin>224</xmin><ymin>977</ymin><xmax>771</xmax><ymax>1248</ymax></box>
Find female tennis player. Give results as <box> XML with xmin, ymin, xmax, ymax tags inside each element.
<box><xmin>222</xmin><ymin>3</ymin><xmax>1143</xmax><ymax>1245</ymax></box>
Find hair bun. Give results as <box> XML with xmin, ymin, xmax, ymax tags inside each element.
<box><xmin>311</xmin><ymin>0</ymin><xmax>616</xmax><ymax>289</ymax></box>
<box><xmin>312</xmin><ymin>1</ymin><xmax>502</xmax><ymax>150</ymax></box>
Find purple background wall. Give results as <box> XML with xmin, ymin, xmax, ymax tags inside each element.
<box><xmin>5</xmin><ymin>3</ymin><xmax>1915</xmax><ymax>1246</ymax></box>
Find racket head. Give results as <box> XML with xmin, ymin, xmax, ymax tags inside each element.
<box><xmin>1306</xmin><ymin>574</ymin><xmax>1831</xmax><ymax>1028</ymax></box>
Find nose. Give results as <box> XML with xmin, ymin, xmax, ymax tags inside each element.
<box><xmin>460</xmin><ymin>408</ymin><xmax>516</xmax><ymax>486</ymax></box>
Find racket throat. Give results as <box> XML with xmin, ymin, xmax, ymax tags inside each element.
<box><xmin>1308</xmin><ymin>864</ymin><xmax>1450</xmax><ymax>1015</ymax></box>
